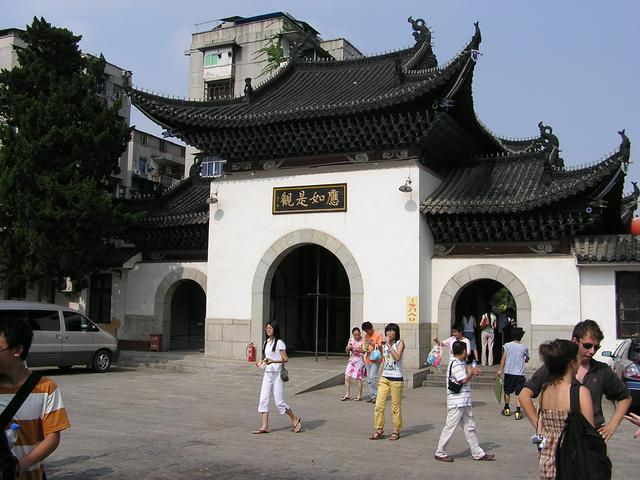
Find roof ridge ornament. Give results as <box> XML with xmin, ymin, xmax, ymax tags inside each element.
<box><xmin>244</xmin><ymin>77</ymin><xmax>253</xmax><ymax>103</ymax></box>
<box><xmin>618</xmin><ymin>129</ymin><xmax>631</xmax><ymax>161</ymax></box>
<box><xmin>408</xmin><ymin>17</ymin><xmax>431</xmax><ymax>45</ymax></box>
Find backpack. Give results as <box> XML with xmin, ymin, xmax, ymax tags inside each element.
<box><xmin>555</xmin><ymin>384</ymin><xmax>611</xmax><ymax>480</ymax></box>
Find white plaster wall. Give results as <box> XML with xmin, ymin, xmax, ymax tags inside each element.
<box><xmin>111</xmin><ymin>271</ymin><xmax>128</xmax><ymax>323</ymax></box>
<box><xmin>432</xmin><ymin>255</ymin><xmax>580</xmax><ymax>326</ymax></box>
<box><xmin>580</xmin><ymin>264</ymin><xmax>640</xmax><ymax>358</ymax></box>
<box><xmin>125</xmin><ymin>262</ymin><xmax>207</xmax><ymax>315</ymax></box>
<box><xmin>207</xmin><ymin>160</ymin><xmax>440</xmax><ymax>327</ymax></box>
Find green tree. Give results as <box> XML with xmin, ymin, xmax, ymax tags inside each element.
<box><xmin>0</xmin><ymin>17</ymin><xmax>131</xmax><ymax>292</ymax></box>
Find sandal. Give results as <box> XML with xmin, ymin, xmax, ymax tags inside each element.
<box><xmin>369</xmin><ymin>430</ymin><xmax>385</xmax><ymax>440</ymax></box>
<box><xmin>354</xmin><ymin>396</ymin><xmax>362</xmax><ymax>401</ymax></box>
<box><xmin>293</xmin><ymin>417</ymin><xmax>302</xmax><ymax>433</ymax></box>
<box><xmin>341</xmin><ymin>396</ymin><xmax>351</xmax><ymax>401</ymax></box>
<box><xmin>389</xmin><ymin>432</ymin><xmax>400</xmax><ymax>441</ymax></box>
<box><xmin>252</xmin><ymin>429</ymin><xmax>270</xmax><ymax>434</ymax></box>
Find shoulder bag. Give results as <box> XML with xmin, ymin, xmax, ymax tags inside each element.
<box><xmin>280</xmin><ymin>364</ymin><xmax>289</xmax><ymax>382</ymax></box>
<box><xmin>447</xmin><ymin>361</ymin><xmax>462</xmax><ymax>394</ymax></box>
<box><xmin>555</xmin><ymin>384</ymin><xmax>611</xmax><ymax>480</ymax></box>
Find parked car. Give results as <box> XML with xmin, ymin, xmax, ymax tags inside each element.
<box><xmin>602</xmin><ymin>337</ymin><xmax>640</xmax><ymax>414</ymax></box>
<box><xmin>0</xmin><ymin>301</ymin><xmax>119</xmax><ymax>372</ymax></box>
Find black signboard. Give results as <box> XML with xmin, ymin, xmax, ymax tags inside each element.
<box><xmin>273</xmin><ymin>183</ymin><xmax>347</xmax><ymax>214</ymax></box>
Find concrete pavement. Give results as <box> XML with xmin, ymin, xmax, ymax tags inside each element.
<box><xmin>35</xmin><ymin>362</ymin><xmax>640</xmax><ymax>479</ymax></box>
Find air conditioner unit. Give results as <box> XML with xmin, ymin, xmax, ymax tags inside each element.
<box><xmin>60</xmin><ymin>277</ymin><xmax>73</xmax><ymax>293</ymax></box>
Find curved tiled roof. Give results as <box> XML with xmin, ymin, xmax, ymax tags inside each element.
<box><xmin>421</xmin><ymin>142</ymin><xmax>628</xmax><ymax>215</ymax></box>
<box><xmin>574</xmin><ymin>235</ymin><xmax>640</xmax><ymax>263</ymax></box>
<box><xmin>101</xmin><ymin>247</ymin><xmax>141</xmax><ymax>268</ymax></box>
<box><xmin>123</xmin><ymin>176</ymin><xmax>211</xmax><ymax>226</ymax></box>
<box><xmin>128</xmin><ymin>24</ymin><xmax>481</xmax><ymax>130</ymax></box>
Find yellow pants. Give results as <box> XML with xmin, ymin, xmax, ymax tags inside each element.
<box><xmin>374</xmin><ymin>377</ymin><xmax>404</xmax><ymax>431</ymax></box>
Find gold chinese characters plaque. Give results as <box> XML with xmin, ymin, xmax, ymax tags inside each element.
<box><xmin>273</xmin><ymin>183</ymin><xmax>347</xmax><ymax>214</ymax></box>
<box><xmin>406</xmin><ymin>296</ymin><xmax>418</xmax><ymax>324</ymax></box>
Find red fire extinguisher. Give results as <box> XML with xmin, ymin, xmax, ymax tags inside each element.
<box><xmin>247</xmin><ymin>342</ymin><xmax>256</xmax><ymax>363</ymax></box>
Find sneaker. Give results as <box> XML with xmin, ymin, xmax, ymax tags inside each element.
<box><xmin>501</xmin><ymin>406</ymin><xmax>511</xmax><ymax>416</ymax></box>
<box><xmin>514</xmin><ymin>410</ymin><xmax>523</xmax><ymax>420</ymax></box>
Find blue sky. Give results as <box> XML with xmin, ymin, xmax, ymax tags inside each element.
<box><xmin>2</xmin><ymin>0</ymin><xmax>639</xmax><ymax>189</ymax></box>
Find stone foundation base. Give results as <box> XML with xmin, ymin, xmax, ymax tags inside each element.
<box><xmin>205</xmin><ymin>317</ymin><xmax>251</xmax><ymax>359</ymax></box>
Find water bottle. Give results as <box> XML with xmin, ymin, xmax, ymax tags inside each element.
<box><xmin>471</xmin><ymin>359</ymin><xmax>478</xmax><ymax>375</ymax></box>
<box><xmin>5</xmin><ymin>423</ymin><xmax>19</xmax><ymax>454</ymax></box>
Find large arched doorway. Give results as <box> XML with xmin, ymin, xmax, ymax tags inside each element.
<box><xmin>437</xmin><ymin>264</ymin><xmax>532</xmax><ymax>366</ymax></box>
<box><xmin>170</xmin><ymin>280</ymin><xmax>206</xmax><ymax>351</ymax></box>
<box><xmin>454</xmin><ymin>279</ymin><xmax>515</xmax><ymax>365</ymax></box>
<box><xmin>269</xmin><ymin>244</ymin><xmax>350</xmax><ymax>355</ymax></box>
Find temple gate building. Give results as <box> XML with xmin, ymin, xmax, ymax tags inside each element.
<box><xmin>115</xmin><ymin>15</ymin><xmax>638</xmax><ymax>370</ymax></box>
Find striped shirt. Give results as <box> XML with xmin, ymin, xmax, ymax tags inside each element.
<box><xmin>446</xmin><ymin>358</ymin><xmax>472</xmax><ymax>408</ymax></box>
<box><xmin>0</xmin><ymin>375</ymin><xmax>71</xmax><ymax>480</ymax></box>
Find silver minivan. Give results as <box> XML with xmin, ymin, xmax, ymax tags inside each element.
<box><xmin>0</xmin><ymin>301</ymin><xmax>119</xmax><ymax>372</ymax></box>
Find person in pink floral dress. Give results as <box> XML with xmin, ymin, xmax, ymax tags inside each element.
<box><xmin>342</xmin><ymin>327</ymin><xmax>366</xmax><ymax>401</ymax></box>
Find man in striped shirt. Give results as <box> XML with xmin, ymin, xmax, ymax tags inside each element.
<box><xmin>434</xmin><ymin>340</ymin><xmax>495</xmax><ymax>463</ymax></box>
<box><xmin>0</xmin><ymin>316</ymin><xmax>70</xmax><ymax>480</ymax></box>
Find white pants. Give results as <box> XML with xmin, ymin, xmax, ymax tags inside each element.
<box><xmin>481</xmin><ymin>330</ymin><xmax>494</xmax><ymax>365</ymax></box>
<box><xmin>435</xmin><ymin>406</ymin><xmax>485</xmax><ymax>460</ymax></box>
<box><xmin>258</xmin><ymin>370</ymin><xmax>289</xmax><ymax>414</ymax></box>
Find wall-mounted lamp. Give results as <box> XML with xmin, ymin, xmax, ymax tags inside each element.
<box><xmin>206</xmin><ymin>191</ymin><xmax>218</xmax><ymax>204</ymax></box>
<box><xmin>399</xmin><ymin>177</ymin><xmax>412</xmax><ymax>193</ymax></box>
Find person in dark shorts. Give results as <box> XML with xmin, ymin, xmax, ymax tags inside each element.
<box><xmin>497</xmin><ymin>327</ymin><xmax>529</xmax><ymax>419</ymax></box>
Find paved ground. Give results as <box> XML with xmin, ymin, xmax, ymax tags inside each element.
<box><xmin>34</xmin><ymin>361</ymin><xmax>640</xmax><ymax>479</ymax></box>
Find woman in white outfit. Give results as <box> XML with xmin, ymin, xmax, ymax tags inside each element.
<box><xmin>253</xmin><ymin>322</ymin><xmax>302</xmax><ymax>434</ymax></box>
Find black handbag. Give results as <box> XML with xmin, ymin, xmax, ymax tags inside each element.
<box><xmin>447</xmin><ymin>361</ymin><xmax>462</xmax><ymax>394</ymax></box>
<box><xmin>0</xmin><ymin>373</ymin><xmax>42</xmax><ymax>480</ymax></box>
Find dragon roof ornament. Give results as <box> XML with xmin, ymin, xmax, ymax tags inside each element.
<box><xmin>408</xmin><ymin>17</ymin><xmax>431</xmax><ymax>45</ymax></box>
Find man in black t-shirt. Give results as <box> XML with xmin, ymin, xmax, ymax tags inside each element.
<box><xmin>519</xmin><ymin>320</ymin><xmax>631</xmax><ymax>441</ymax></box>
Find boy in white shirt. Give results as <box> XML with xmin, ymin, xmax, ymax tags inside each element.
<box><xmin>434</xmin><ymin>341</ymin><xmax>495</xmax><ymax>463</ymax></box>
<box><xmin>433</xmin><ymin>324</ymin><xmax>471</xmax><ymax>357</ymax></box>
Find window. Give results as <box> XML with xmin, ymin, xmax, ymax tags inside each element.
<box><xmin>0</xmin><ymin>310</ymin><xmax>27</xmax><ymax>327</ymax></box>
<box><xmin>205</xmin><ymin>79</ymin><xmax>233</xmax><ymax>100</ymax></box>
<box><xmin>159</xmin><ymin>140</ymin><xmax>167</xmax><ymax>152</ymax></box>
<box><xmin>200</xmin><ymin>158</ymin><xmax>225</xmax><ymax>178</ymax></box>
<box><xmin>141</xmin><ymin>133</ymin><xmax>148</xmax><ymax>145</ymax></box>
<box><xmin>616</xmin><ymin>272</ymin><xmax>640</xmax><ymax>338</ymax></box>
<box><xmin>137</xmin><ymin>157</ymin><xmax>147</xmax><ymax>174</ymax></box>
<box><xmin>89</xmin><ymin>273</ymin><xmax>112</xmax><ymax>324</ymax></box>
<box><xmin>63</xmin><ymin>312</ymin><xmax>99</xmax><ymax>332</ymax></box>
<box><xmin>204</xmin><ymin>51</ymin><xmax>219</xmax><ymax>68</ymax></box>
<box><xmin>27</xmin><ymin>310</ymin><xmax>61</xmax><ymax>331</ymax></box>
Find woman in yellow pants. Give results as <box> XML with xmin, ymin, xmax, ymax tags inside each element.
<box><xmin>369</xmin><ymin>323</ymin><xmax>405</xmax><ymax>441</ymax></box>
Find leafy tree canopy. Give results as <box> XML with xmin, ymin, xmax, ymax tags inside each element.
<box><xmin>0</xmin><ymin>17</ymin><xmax>132</xmax><ymax>291</ymax></box>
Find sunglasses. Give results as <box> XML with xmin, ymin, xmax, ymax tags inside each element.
<box><xmin>579</xmin><ymin>341</ymin><xmax>601</xmax><ymax>352</ymax></box>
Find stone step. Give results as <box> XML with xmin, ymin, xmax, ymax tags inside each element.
<box><xmin>119</xmin><ymin>351</ymin><xmax>431</xmax><ymax>391</ymax></box>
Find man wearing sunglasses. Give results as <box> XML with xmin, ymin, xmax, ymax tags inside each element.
<box><xmin>519</xmin><ymin>319</ymin><xmax>631</xmax><ymax>441</ymax></box>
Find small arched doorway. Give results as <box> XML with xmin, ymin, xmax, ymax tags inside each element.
<box><xmin>170</xmin><ymin>280</ymin><xmax>206</xmax><ymax>351</ymax></box>
<box><xmin>454</xmin><ymin>279</ymin><xmax>516</xmax><ymax>365</ymax></box>
<box><xmin>269</xmin><ymin>244</ymin><xmax>350</xmax><ymax>355</ymax></box>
